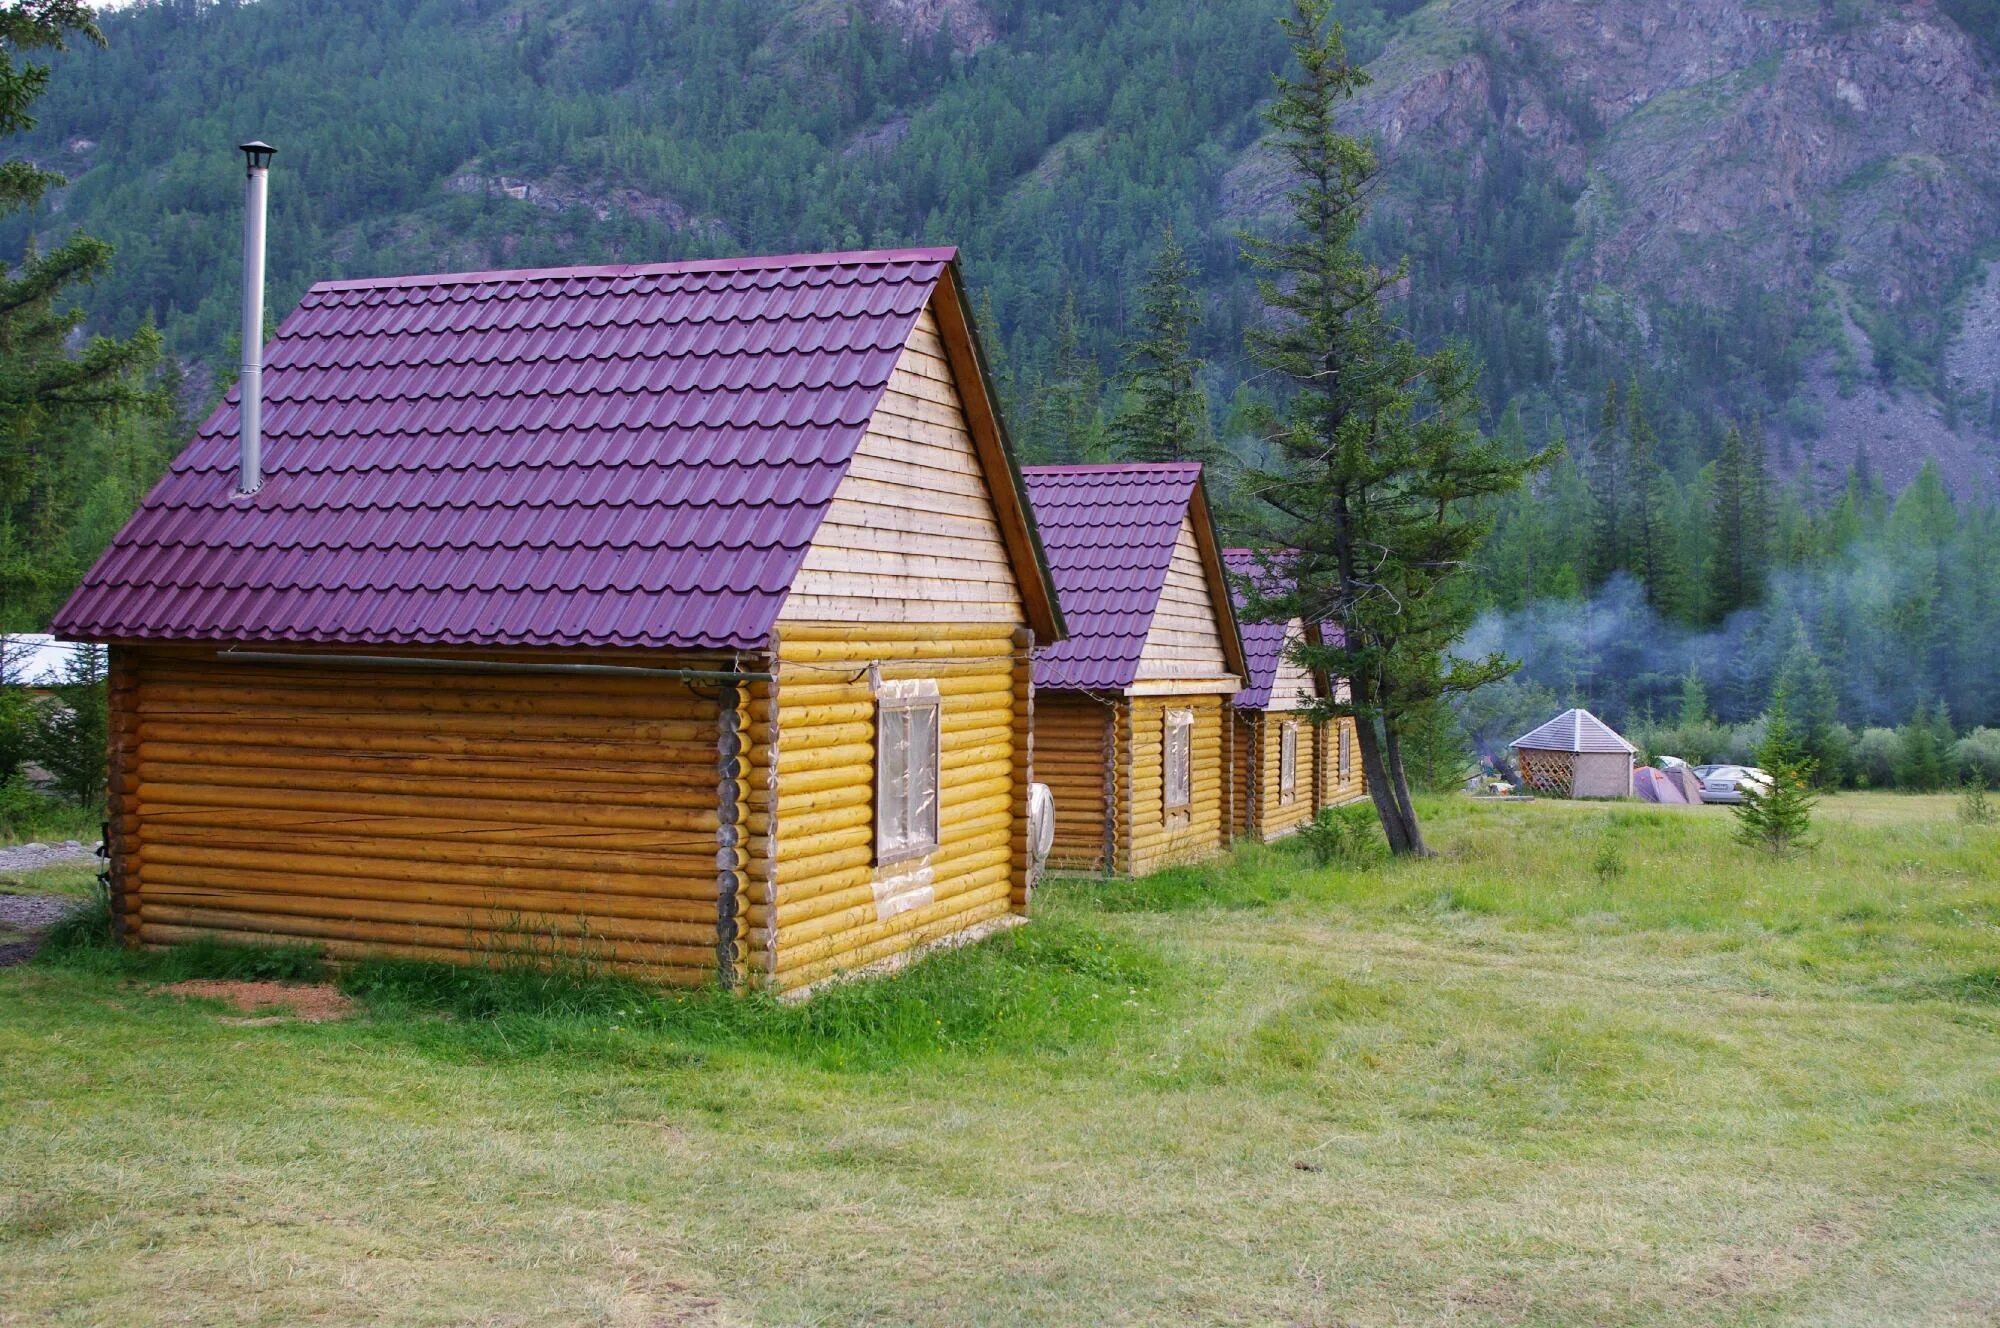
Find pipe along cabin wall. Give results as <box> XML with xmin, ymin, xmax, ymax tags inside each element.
<box><xmin>109</xmin><ymin>646</ymin><xmax>745</xmax><ymax>986</ymax></box>
<box><xmin>761</xmin><ymin>623</ymin><xmax>1029</xmax><ymax>994</ymax></box>
<box><xmin>1122</xmin><ymin>694</ymin><xmax>1228</xmax><ymax>877</ymax></box>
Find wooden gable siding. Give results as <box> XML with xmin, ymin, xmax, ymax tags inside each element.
<box><xmin>1036</xmin><ymin>691</ymin><xmax>1115</xmax><ymax>872</ymax></box>
<box><xmin>1123</xmin><ymin>693</ymin><xmax>1229</xmax><ymax>876</ymax></box>
<box><xmin>781</xmin><ymin>305</ymin><xmax>1025</xmax><ymax>626</ymax></box>
<box><xmin>1133</xmin><ymin>513</ymin><xmax>1231</xmax><ymax>682</ymax></box>
<box><xmin>111</xmin><ymin>647</ymin><xmax>733</xmax><ymax>986</ymax></box>
<box><xmin>1268</xmin><ymin>620</ymin><xmax>1319</xmax><ymax>712</ymax></box>
<box><xmin>761</xmin><ymin>623</ymin><xmax>1025</xmax><ymax>993</ymax></box>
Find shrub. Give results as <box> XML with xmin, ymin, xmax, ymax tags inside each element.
<box><xmin>1960</xmin><ymin>777</ymin><xmax>1996</xmax><ymax>827</ymax></box>
<box><xmin>0</xmin><ymin>772</ymin><xmax>54</xmax><ymax>837</ymax></box>
<box><xmin>1851</xmin><ymin>727</ymin><xmax>1904</xmax><ymax>788</ymax></box>
<box><xmin>1951</xmin><ymin>728</ymin><xmax>2000</xmax><ymax>789</ymax></box>
<box><xmin>1297</xmin><ymin>803</ymin><xmax>1386</xmax><ymax>868</ymax></box>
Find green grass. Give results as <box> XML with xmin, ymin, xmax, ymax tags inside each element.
<box><xmin>0</xmin><ymin>857</ymin><xmax>102</xmax><ymax>899</ymax></box>
<box><xmin>3</xmin><ymin>793</ymin><xmax>1997</xmax><ymax>1326</ymax></box>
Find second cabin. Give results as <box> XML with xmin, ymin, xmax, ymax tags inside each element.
<box><xmin>1023</xmin><ymin>464</ymin><xmax>1246</xmax><ymax>876</ymax></box>
<box><xmin>1223</xmin><ymin>549</ymin><xmax>1368</xmax><ymax>843</ymax></box>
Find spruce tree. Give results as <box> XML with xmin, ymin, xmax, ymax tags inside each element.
<box><xmin>0</xmin><ymin>1</ymin><xmax>159</xmax><ymax>443</ymax></box>
<box><xmin>1241</xmin><ymin>0</ymin><xmax>1553</xmax><ymax>856</ymax></box>
<box><xmin>1110</xmin><ymin>227</ymin><xmax>1212</xmax><ymax>466</ymax></box>
<box><xmin>1771</xmin><ymin>612</ymin><xmax>1846</xmax><ymax>784</ymax></box>
<box><xmin>1586</xmin><ymin>378</ymin><xmax>1625</xmax><ymax>583</ymax></box>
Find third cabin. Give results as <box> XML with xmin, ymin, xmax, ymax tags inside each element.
<box><xmin>1022</xmin><ymin>463</ymin><xmax>1247</xmax><ymax>876</ymax></box>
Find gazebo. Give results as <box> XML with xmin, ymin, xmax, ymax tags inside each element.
<box><xmin>1510</xmin><ymin>708</ymin><xmax>1636</xmax><ymax>799</ymax></box>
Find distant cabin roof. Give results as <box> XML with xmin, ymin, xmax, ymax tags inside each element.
<box><xmin>1021</xmin><ymin>463</ymin><xmax>1242</xmax><ymax>691</ymax></box>
<box><xmin>55</xmin><ymin>247</ymin><xmax>1059</xmax><ymax>651</ymax></box>
<box><xmin>1511</xmin><ymin>708</ymin><xmax>1636</xmax><ymax>755</ymax></box>
<box><xmin>1222</xmin><ymin>547</ymin><xmax>1349</xmax><ymax>711</ymax></box>
<box><xmin>1222</xmin><ymin>548</ymin><xmax>1296</xmax><ymax>711</ymax></box>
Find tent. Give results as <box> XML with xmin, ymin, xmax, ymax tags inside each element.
<box><xmin>1633</xmin><ymin>767</ymin><xmax>1687</xmax><ymax>804</ymax></box>
<box><xmin>1510</xmin><ymin>708</ymin><xmax>1636</xmax><ymax>799</ymax></box>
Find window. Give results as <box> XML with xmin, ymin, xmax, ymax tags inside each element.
<box><xmin>1280</xmin><ymin>721</ymin><xmax>1299</xmax><ymax>803</ymax></box>
<box><xmin>1339</xmin><ymin>723</ymin><xmax>1353</xmax><ymax>784</ymax></box>
<box><xmin>1163</xmin><ymin>709</ymin><xmax>1193</xmax><ymax>821</ymax></box>
<box><xmin>876</xmin><ymin>678</ymin><xmax>940</xmax><ymax>865</ymax></box>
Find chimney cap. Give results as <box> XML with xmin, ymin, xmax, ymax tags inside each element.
<box><xmin>239</xmin><ymin>140</ymin><xmax>276</xmax><ymax>170</ymax></box>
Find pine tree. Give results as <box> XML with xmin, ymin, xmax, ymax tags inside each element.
<box><xmin>1896</xmin><ymin>698</ymin><xmax>1953</xmax><ymax>792</ymax></box>
<box><xmin>0</xmin><ymin>2</ymin><xmax>159</xmax><ymax>443</ymax></box>
<box><xmin>1025</xmin><ymin>291</ymin><xmax>1104</xmax><ymax>462</ymax></box>
<box><xmin>1241</xmin><ymin>0</ymin><xmax>1553</xmax><ymax>857</ymax></box>
<box><xmin>1677</xmin><ymin>666</ymin><xmax>1710</xmax><ymax>728</ymax></box>
<box><xmin>1770</xmin><ymin>612</ymin><xmax>1847</xmax><ymax>784</ymax></box>
<box><xmin>1706</xmin><ymin>422</ymin><xmax>1771</xmax><ymax>619</ymax></box>
<box><xmin>1735</xmin><ymin>704</ymin><xmax>1818</xmax><ymax>856</ymax></box>
<box><xmin>1586</xmin><ymin>378</ymin><xmax>1625</xmax><ymax>583</ymax></box>
<box><xmin>1110</xmin><ymin>227</ymin><xmax>1212</xmax><ymax>466</ymax></box>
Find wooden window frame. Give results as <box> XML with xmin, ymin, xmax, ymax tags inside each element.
<box><xmin>1279</xmin><ymin>720</ymin><xmax>1299</xmax><ymax>804</ymax></box>
<box><xmin>1339</xmin><ymin>722</ymin><xmax>1353</xmax><ymax>785</ymax></box>
<box><xmin>875</xmin><ymin>678</ymin><xmax>942</xmax><ymax>867</ymax></box>
<box><xmin>1163</xmin><ymin>708</ymin><xmax>1193</xmax><ymax>826</ymax></box>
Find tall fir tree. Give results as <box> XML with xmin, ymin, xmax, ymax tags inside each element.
<box><xmin>1241</xmin><ymin>0</ymin><xmax>1552</xmax><ymax>856</ymax></box>
<box><xmin>1586</xmin><ymin>378</ymin><xmax>1625</xmax><ymax>582</ymax></box>
<box><xmin>1110</xmin><ymin>227</ymin><xmax>1213</xmax><ymax>466</ymax></box>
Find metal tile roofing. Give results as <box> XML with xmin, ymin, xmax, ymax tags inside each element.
<box><xmin>1511</xmin><ymin>708</ymin><xmax>1637</xmax><ymax>755</ymax></box>
<box><xmin>1020</xmin><ymin>463</ymin><xmax>1203</xmax><ymax>691</ymax></box>
<box><xmin>1222</xmin><ymin>548</ymin><xmax>1292</xmax><ymax>711</ymax></box>
<box><xmin>54</xmin><ymin>247</ymin><xmax>965</xmax><ymax>651</ymax></box>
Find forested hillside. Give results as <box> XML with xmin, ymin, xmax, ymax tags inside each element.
<box><xmin>17</xmin><ymin>0</ymin><xmax>2000</xmax><ymax>496</ymax></box>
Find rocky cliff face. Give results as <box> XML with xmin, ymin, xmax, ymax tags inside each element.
<box><xmin>1228</xmin><ymin>0</ymin><xmax>2000</xmax><ymax>495</ymax></box>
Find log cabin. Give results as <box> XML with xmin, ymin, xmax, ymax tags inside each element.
<box><xmin>52</xmin><ymin>247</ymin><xmax>1066</xmax><ymax>994</ymax></box>
<box><xmin>1021</xmin><ymin>463</ymin><xmax>1246</xmax><ymax>876</ymax></box>
<box><xmin>1221</xmin><ymin>548</ymin><xmax>1367</xmax><ymax>843</ymax></box>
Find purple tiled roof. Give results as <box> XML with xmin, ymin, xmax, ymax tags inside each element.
<box><xmin>55</xmin><ymin>248</ymin><xmax>966</xmax><ymax>651</ymax></box>
<box><xmin>1022</xmin><ymin>463</ymin><xmax>1203</xmax><ymax>691</ymax></box>
<box><xmin>1222</xmin><ymin>548</ymin><xmax>1292</xmax><ymax>711</ymax></box>
<box><xmin>1223</xmin><ymin>546</ymin><xmax>1348</xmax><ymax>709</ymax></box>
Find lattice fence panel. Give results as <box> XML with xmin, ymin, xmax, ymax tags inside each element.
<box><xmin>1518</xmin><ymin>748</ymin><xmax>1576</xmax><ymax>798</ymax></box>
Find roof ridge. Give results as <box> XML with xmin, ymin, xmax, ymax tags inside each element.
<box><xmin>1019</xmin><ymin>461</ymin><xmax>1203</xmax><ymax>475</ymax></box>
<box><xmin>307</xmin><ymin>246</ymin><xmax>959</xmax><ymax>295</ymax></box>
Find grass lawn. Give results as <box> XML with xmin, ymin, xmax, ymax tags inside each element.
<box><xmin>2</xmin><ymin>793</ymin><xmax>1996</xmax><ymax>1326</ymax></box>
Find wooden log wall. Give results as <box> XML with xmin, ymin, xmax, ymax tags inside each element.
<box><xmin>1231</xmin><ymin>711</ymin><xmax>1256</xmax><ymax>841</ymax></box>
<box><xmin>1124</xmin><ymin>694</ymin><xmax>1229</xmax><ymax>877</ymax></box>
<box><xmin>116</xmin><ymin>648</ymin><xmax>732</xmax><ymax>985</ymax></box>
<box><xmin>1247</xmin><ymin>713</ymin><xmax>1316</xmax><ymax>842</ymax></box>
<box><xmin>1034</xmin><ymin>690</ymin><xmax>1115</xmax><ymax>873</ymax></box>
<box><xmin>764</xmin><ymin>622</ymin><xmax>1025</xmax><ymax>993</ymax></box>
<box><xmin>1319</xmin><ymin>716</ymin><xmax>1368</xmax><ymax>811</ymax></box>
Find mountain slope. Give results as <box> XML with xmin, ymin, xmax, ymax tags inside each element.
<box><xmin>10</xmin><ymin>0</ymin><xmax>2000</xmax><ymax>493</ymax></box>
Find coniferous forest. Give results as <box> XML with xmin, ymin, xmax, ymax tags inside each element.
<box><xmin>4</xmin><ymin>0</ymin><xmax>2000</xmax><ymax>800</ymax></box>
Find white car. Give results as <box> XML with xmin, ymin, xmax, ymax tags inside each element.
<box><xmin>1693</xmin><ymin>764</ymin><xmax>1773</xmax><ymax>804</ymax></box>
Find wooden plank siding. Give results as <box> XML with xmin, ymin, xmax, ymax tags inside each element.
<box><xmin>1124</xmin><ymin>694</ymin><xmax>1229</xmax><ymax>876</ymax></box>
<box><xmin>1036</xmin><ymin>691</ymin><xmax>1116</xmax><ymax>873</ymax></box>
<box><xmin>115</xmin><ymin>648</ymin><xmax>736</xmax><ymax>986</ymax></box>
<box><xmin>781</xmin><ymin>306</ymin><xmax>1024</xmax><ymax>627</ymax></box>
<box><xmin>1134</xmin><ymin>514</ymin><xmax>1232</xmax><ymax>682</ymax></box>
<box><xmin>764</xmin><ymin>623</ymin><xmax>1026</xmax><ymax>993</ymax></box>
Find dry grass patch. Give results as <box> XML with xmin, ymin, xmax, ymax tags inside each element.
<box><xmin>2</xmin><ymin>793</ymin><xmax>1996</xmax><ymax>1326</ymax></box>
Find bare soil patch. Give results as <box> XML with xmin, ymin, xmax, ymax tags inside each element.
<box><xmin>162</xmin><ymin>980</ymin><xmax>353</xmax><ymax>1022</ymax></box>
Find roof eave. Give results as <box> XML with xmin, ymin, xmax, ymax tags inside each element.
<box><xmin>930</xmin><ymin>262</ymin><xmax>1068</xmax><ymax>644</ymax></box>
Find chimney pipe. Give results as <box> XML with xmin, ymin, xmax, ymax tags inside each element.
<box><xmin>237</xmin><ymin>140</ymin><xmax>276</xmax><ymax>494</ymax></box>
